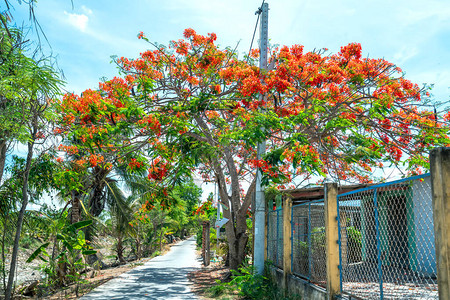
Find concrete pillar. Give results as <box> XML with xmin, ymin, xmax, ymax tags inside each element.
<box><xmin>325</xmin><ymin>183</ymin><xmax>341</xmax><ymax>300</ymax></box>
<box><xmin>283</xmin><ymin>196</ymin><xmax>293</xmax><ymax>290</ymax></box>
<box><xmin>430</xmin><ymin>148</ymin><xmax>450</xmax><ymax>300</ymax></box>
<box><xmin>254</xmin><ymin>2</ymin><xmax>269</xmax><ymax>276</ymax></box>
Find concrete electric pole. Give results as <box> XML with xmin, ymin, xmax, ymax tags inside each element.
<box><xmin>254</xmin><ymin>1</ymin><xmax>268</xmax><ymax>275</ymax></box>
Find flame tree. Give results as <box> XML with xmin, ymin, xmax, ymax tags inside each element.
<box><xmin>56</xmin><ymin>29</ymin><xmax>449</xmax><ymax>269</ymax></box>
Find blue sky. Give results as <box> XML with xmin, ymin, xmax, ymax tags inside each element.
<box><xmin>9</xmin><ymin>0</ymin><xmax>450</xmax><ymax>103</ymax></box>
<box><xmin>6</xmin><ymin>0</ymin><xmax>450</xmax><ymax>201</ymax></box>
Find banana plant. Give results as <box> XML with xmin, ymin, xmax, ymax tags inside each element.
<box><xmin>27</xmin><ymin>218</ymin><xmax>96</xmax><ymax>286</ymax></box>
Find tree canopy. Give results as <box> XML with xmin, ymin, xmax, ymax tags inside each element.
<box><xmin>53</xmin><ymin>28</ymin><xmax>450</xmax><ymax>269</ymax></box>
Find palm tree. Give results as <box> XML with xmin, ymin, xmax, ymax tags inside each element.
<box><xmin>104</xmin><ymin>190</ymin><xmax>133</xmax><ymax>264</ymax></box>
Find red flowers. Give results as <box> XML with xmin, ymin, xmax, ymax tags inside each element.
<box><xmin>128</xmin><ymin>158</ymin><xmax>143</xmax><ymax>170</ymax></box>
<box><xmin>339</xmin><ymin>43</ymin><xmax>362</xmax><ymax>60</ymax></box>
<box><xmin>88</xmin><ymin>154</ymin><xmax>104</xmax><ymax>167</ymax></box>
<box><xmin>148</xmin><ymin>158</ymin><xmax>169</xmax><ymax>181</ymax></box>
<box><xmin>183</xmin><ymin>28</ymin><xmax>195</xmax><ymax>39</ymax></box>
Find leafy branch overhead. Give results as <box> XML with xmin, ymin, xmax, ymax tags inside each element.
<box><xmin>52</xmin><ymin>28</ymin><xmax>450</xmax><ymax>269</ymax></box>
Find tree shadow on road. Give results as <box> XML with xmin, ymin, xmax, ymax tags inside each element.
<box><xmin>81</xmin><ymin>266</ymin><xmax>199</xmax><ymax>299</ymax></box>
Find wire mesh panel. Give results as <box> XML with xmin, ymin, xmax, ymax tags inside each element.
<box><xmin>337</xmin><ymin>174</ymin><xmax>438</xmax><ymax>299</ymax></box>
<box><xmin>309</xmin><ymin>201</ymin><xmax>327</xmax><ymax>286</ymax></box>
<box><xmin>291</xmin><ymin>200</ymin><xmax>327</xmax><ymax>287</ymax></box>
<box><xmin>267</xmin><ymin>209</ymin><xmax>283</xmax><ymax>269</ymax></box>
<box><xmin>292</xmin><ymin>203</ymin><xmax>310</xmax><ymax>278</ymax></box>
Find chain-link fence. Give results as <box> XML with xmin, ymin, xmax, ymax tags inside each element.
<box><xmin>267</xmin><ymin>208</ymin><xmax>283</xmax><ymax>269</ymax></box>
<box><xmin>291</xmin><ymin>200</ymin><xmax>327</xmax><ymax>287</ymax></box>
<box><xmin>337</xmin><ymin>174</ymin><xmax>438</xmax><ymax>299</ymax></box>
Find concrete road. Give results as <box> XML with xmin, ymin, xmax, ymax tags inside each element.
<box><xmin>81</xmin><ymin>236</ymin><xmax>201</xmax><ymax>299</ymax></box>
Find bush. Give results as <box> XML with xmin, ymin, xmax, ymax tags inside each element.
<box><xmin>208</xmin><ymin>263</ymin><xmax>301</xmax><ymax>299</ymax></box>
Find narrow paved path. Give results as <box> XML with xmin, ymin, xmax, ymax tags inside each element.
<box><xmin>81</xmin><ymin>236</ymin><xmax>201</xmax><ymax>299</ymax></box>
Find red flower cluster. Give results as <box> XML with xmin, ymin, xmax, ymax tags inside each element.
<box><xmin>148</xmin><ymin>158</ymin><xmax>169</xmax><ymax>181</ymax></box>
<box><xmin>128</xmin><ymin>158</ymin><xmax>143</xmax><ymax>170</ymax></box>
<box><xmin>88</xmin><ymin>154</ymin><xmax>104</xmax><ymax>167</ymax></box>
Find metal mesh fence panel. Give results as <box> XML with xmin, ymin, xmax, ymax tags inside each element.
<box><xmin>337</xmin><ymin>174</ymin><xmax>438</xmax><ymax>299</ymax></box>
<box><xmin>267</xmin><ymin>209</ymin><xmax>283</xmax><ymax>269</ymax></box>
<box><xmin>292</xmin><ymin>204</ymin><xmax>309</xmax><ymax>278</ymax></box>
<box><xmin>291</xmin><ymin>200</ymin><xmax>327</xmax><ymax>287</ymax></box>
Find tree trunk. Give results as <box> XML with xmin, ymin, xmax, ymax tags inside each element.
<box><xmin>71</xmin><ymin>191</ymin><xmax>81</xmax><ymax>224</ymax></box>
<box><xmin>136</xmin><ymin>238</ymin><xmax>142</xmax><ymax>259</ymax></box>
<box><xmin>1</xmin><ymin>215</ymin><xmax>8</xmax><ymax>293</ymax></box>
<box><xmin>224</xmin><ymin>211</ymin><xmax>249</xmax><ymax>270</ymax></box>
<box><xmin>0</xmin><ymin>139</ymin><xmax>7</xmax><ymax>185</ymax></box>
<box><xmin>5</xmin><ymin>138</ymin><xmax>34</xmax><ymax>300</ymax></box>
<box><xmin>210</xmin><ymin>156</ymin><xmax>253</xmax><ymax>271</ymax></box>
<box><xmin>117</xmin><ymin>236</ymin><xmax>126</xmax><ymax>264</ymax></box>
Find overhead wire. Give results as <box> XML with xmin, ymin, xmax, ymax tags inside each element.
<box><xmin>247</xmin><ymin>0</ymin><xmax>266</xmax><ymax>62</ymax></box>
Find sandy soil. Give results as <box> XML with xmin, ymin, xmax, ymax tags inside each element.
<box><xmin>187</xmin><ymin>262</ymin><xmax>232</xmax><ymax>300</ymax></box>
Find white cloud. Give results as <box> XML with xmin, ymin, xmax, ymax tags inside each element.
<box><xmin>81</xmin><ymin>5</ymin><xmax>93</xmax><ymax>15</ymax></box>
<box><xmin>393</xmin><ymin>46</ymin><xmax>419</xmax><ymax>65</ymax></box>
<box><xmin>63</xmin><ymin>11</ymin><xmax>89</xmax><ymax>32</ymax></box>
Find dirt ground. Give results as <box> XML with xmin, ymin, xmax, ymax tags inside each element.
<box><xmin>43</xmin><ymin>259</ymin><xmax>153</xmax><ymax>299</ymax></box>
<box><xmin>8</xmin><ymin>239</ymin><xmax>230</xmax><ymax>299</ymax></box>
<box><xmin>188</xmin><ymin>262</ymin><xmax>231</xmax><ymax>299</ymax></box>
<box><xmin>10</xmin><ymin>242</ymin><xmax>227</xmax><ymax>299</ymax></box>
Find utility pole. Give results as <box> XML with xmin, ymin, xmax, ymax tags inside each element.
<box><xmin>254</xmin><ymin>1</ymin><xmax>268</xmax><ymax>275</ymax></box>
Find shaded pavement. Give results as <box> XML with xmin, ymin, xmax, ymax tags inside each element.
<box><xmin>81</xmin><ymin>236</ymin><xmax>202</xmax><ymax>299</ymax></box>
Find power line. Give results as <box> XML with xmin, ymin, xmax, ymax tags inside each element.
<box><xmin>247</xmin><ymin>0</ymin><xmax>266</xmax><ymax>61</ymax></box>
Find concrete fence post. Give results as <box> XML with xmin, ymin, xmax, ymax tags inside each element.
<box><xmin>325</xmin><ymin>183</ymin><xmax>341</xmax><ymax>300</ymax></box>
<box><xmin>430</xmin><ymin>148</ymin><xmax>450</xmax><ymax>300</ymax></box>
<box><xmin>283</xmin><ymin>196</ymin><xmax>293</xmax><ymax>290</ymax></box>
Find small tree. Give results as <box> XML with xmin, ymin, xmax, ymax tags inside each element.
<box><xmin>2</xmin><ymin>21</ymin><xmax>62</xmax><ymax>298</ymax></box>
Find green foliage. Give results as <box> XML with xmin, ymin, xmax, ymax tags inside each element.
<box><xmin>265</xmin><ymin>187</ymin><xmax>282</xmax><ymax>205</ymax></box>
<box><xmin>311</xmin><ymin>227</ymin><xmax>326</xmax><ymax>252</ymax></box>
<box><xmin>173</xmin><ymin>178</ymin><xmax>202</xmax><ymax>217</ymax></box>
<box><xmin>196</xmin><ymin>226</ymin><xmax>203</xmax><ymax>248</ymax></box>
<box><xmin>26</xmin><ymin>242</ymin><xmax>50</xmax><ymax>263</ymax></box>
<box><xmin>347</xmin><ymin>226</ymin><xmax>362</xmax><ymax>245</ymax></box>
<box><xmin>208</xmin><ymin>263</ymin><xmax>300</xmax><ymax>299</ymax></box>
<box><xmin>1</xmin><ymin>153</ymin><xmax>60</xmax><ymax>207</ymax></box>
<box><xmin>293</xmin><ymin>227</ymin><xmax>326</xmax><ymax>276</ymax></box>
<box><xmin>27</xmin><ymin>213</ymin><xmax>96</xmax><ymax>286</ymax></box>
<box><xmin>0</xmin><ymin>21</ymin><xmax>62</xmax><ymax>143</ymax></box>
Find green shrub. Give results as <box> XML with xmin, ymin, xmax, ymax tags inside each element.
<box><xmin>208</xmin><ymin>263</ymin><xmax>301</xmax><ymax>299</ymax></box>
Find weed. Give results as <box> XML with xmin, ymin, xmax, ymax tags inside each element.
<box><xmin>208</xmin><ymin>263</ymin><xmax>301</xmax><ymax>300</ymax></box>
